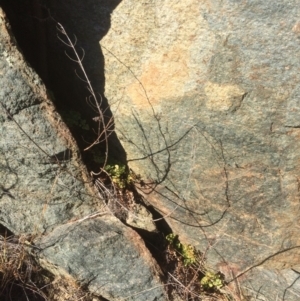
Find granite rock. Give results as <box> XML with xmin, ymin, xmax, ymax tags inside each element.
<box><xmin>101</xmin><ymin>1</ymin><xmax>300</xmax><ymax>299</ymax></box>
<box><xmin>37</xmin><ymin>216</ymin><xmax>165</xmax><ymax>301</ymax></box>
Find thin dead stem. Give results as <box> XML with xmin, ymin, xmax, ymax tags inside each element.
<box><xmin>56</xmin><ymin>23</ymin><xmax>109</xmax><ymax>164</ymax></box>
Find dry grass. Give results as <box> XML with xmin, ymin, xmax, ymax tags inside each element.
<box><xmin>0</xmin><ymin>233</ymin><xmax>47</xmax><ymax>301</ymax></box>
<box><xmin>144</xmin><ymin>231</ymin><xmax>252</xmax><ymax>301</ymax></box>
<box><xmin>162</xmin><ymin>238</ymin><xmax>229</xmax><ymax>301</ymax></box>
<box><xmin>0</xmin><ymin>232</ymin><xmax>103</xmax><ymax>301</ymax></box>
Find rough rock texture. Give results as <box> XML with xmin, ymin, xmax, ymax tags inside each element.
<box><xmin>0</xmin><ymin>7</ymin><xmax>93</xmax><ymax>235</ymax></box>
<box><xmin>0</xmin><ymin>8</ymin><xmax>166</xmax><ymax>301</ymax></box>
<box><xmin>37</xmin><ymin>216</ymin><xmax>163</xmax><ymax>301</ymax></box>
<box><xmin>101</xmin><ymin>1</ymin><xmax>300</xmax><ymax>299</ymax></box>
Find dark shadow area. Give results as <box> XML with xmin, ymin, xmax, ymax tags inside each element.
<box><xmin>0</xmin><ymin>229</ymin><xmax>46</xmax><ymax>301</ymax></box>
<box><xmin>0</xmin><ymin>224</ymin><xmax>14</xmax><ymax>238</ymax></box>
<box><xmin>0</xmin><ymin>284</ymin><xmax>45</xmax><ymax>301</ymax></box>
<box><xmin>0</xmin><ymin>0</ymin><xmax>126</xmax><ymax>168</ymax></box>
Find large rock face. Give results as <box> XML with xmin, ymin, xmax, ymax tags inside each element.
<box><xmin>0</xmin><ymin>8</ymin><xmax>166</xmax><ymax>301</ymax></box>
<box><xmin>101</xmin><ymin>1</ymin><xmax>300</xmax><ymax>299</ymax></box>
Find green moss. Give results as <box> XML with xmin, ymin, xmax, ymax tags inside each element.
<box><xmin>200</xmin><ymin>271</ymin><xmax>224</xmax><ymax>290</ymax></box>
<box><xmin>104</xmin><ymin>164</ymin><xmax>133</xmax><ymax>189</ymax></box>
<box><xmin>166</xmin><ymin>233</ymin><xmax>196</xmax><ymax>266</ymax></box>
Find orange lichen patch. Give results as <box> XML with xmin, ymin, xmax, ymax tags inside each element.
<box><xmin>126</xmin><ymin>46</ymin><xmax>189</xmax><ymax>108</ymax></box>
<box><xmin>205</xmin><ymin>82</ymin><xmax>246</xmax><ymax>112</ymax></box>
<box><xmin>292</xmin><ymin>21</ymin><xmax>300</xmax><ymax>34</ymax></box>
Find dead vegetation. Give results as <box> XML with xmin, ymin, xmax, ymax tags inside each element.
<box><xmin>0</xmin><ymin>232</ymin><xmax>46</xmax><ymax>301</ymax></box>
<box><xmin>0</xmin><ymin>231</ymin><xmax>103</xmax><ymax>301</ymax></box>
<box><xmin>0</xmin><ymin>228</ymin><xmax>247</xmax><ymax>301</ymax></box>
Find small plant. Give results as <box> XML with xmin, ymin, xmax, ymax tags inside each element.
<box><xmin>61</xmin><ymin>109</ymin><xmax>90</xmax><ymax>130</ymax></box>
<box><xmin>166</xmin><ymin>233</ymin><xmax>196</xmax><ymax>266</ymax></box>
<box><xmin>104</xmin><ymin>164</ymin><xmax>133</xmax><ymax>189</ymax></box>
<box><xmin>200</xmin><ymin>270</ymin><xmax>224</xmax><ymax>291</ymax></box>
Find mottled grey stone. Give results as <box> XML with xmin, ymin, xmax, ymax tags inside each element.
<box><xmin>0</xmin><ymin>10</ymin><xmax>93</xmax><ymax>234</ymax></box>
<box><xmin>100</xmin><ymin>0</ymin><xmax>300</xmax><ymax>299</ymax></box>
<box><xmin>37</xmin><ymin>216</ymin><xmax>165</xmax><ymax>301</ymax></box>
